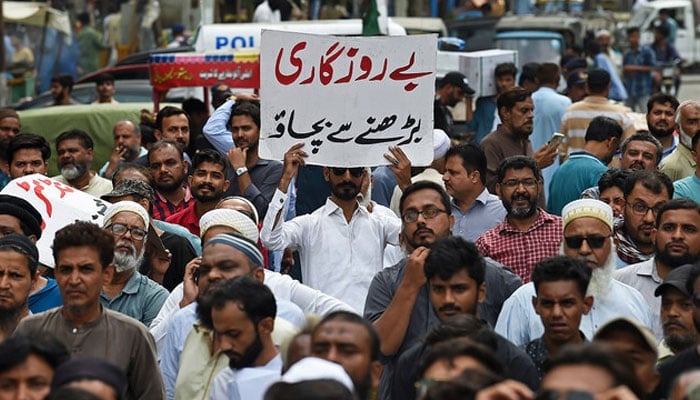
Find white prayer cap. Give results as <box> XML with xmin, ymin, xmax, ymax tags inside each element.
<box><xmin>562</xmin><ymin>199</ymin><xmax>613</xmax><ymax>231</ymax></box>
<box><xmin>281</xmin><ymin>357</ymin><xmax>354</xmax><ymax>392</ymax></box>
<box><xmin>199</xmin><ymin>208</ymin><xmax>259</xmax><ymax>243</ymax></box>
<box><xmin>433</xmin><ymin>129</ymin><xmax>451</xmax><ymax>160</ymax></box>
<box><xmin>103</xmin><ymin>201</ymin><xmax>149</xmax><ymax>230</ymax></box>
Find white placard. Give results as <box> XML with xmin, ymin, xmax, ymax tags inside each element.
<box><xmin>259</xmin><ymin>30</ymin><xmax>436</xmax><ymax>167</ymax></box>
<box><xmin>1</xmin><ymin>174</ymin><xmax>111</xmax><ymax>268</ymax></box>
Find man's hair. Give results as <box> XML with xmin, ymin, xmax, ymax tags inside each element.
<box><xmin>148</xmin><ymin>139</ymin><xmax>184</xmax><ymax>163</ymax></box>
<box><xmin>656</xmin><ymin>199</ymin><xmax>700</xmax><ymax>227</ymax></box>
<box><xmin>655</xmin><ymin>24</ymin><xmax>671</xmax><ymax>39</ymax></box>
<box><xmin>423</xmin><ymin>369</ymin><xmax>505</xmax><ymax>400</ymax></box>
<box><xmin>423</xmin><ymin>314</ymin><xmax>498</xmax><ymax>350</ymax></box>
<box><xmin>519</xmin><ymin>62</ymin><xmax>539</xmax><ymax>86</ymax></box>
<box><xmin>182</xmin><ymin>98</ymin><xmax>208</xmax><ymax>116</ymax></box>
<box><xmin>531</xmin><ymin>256</ymin><xmax>592</xmax><ymax>297</ymax></box>
<box><xmin>496</xmin><ymin>155</ymin><xmax>540</xmax><ymax>184</ymax></box>
<box><xmin>55</xmin><ymin>129</ymin><xmax>94</xmax><ymax>150</ymax></box>
<box><xmin>536</xmin><ymin>63</ymin><xmax>560</xmax><ymax>86</ymax></box>
<box><xmin>264</xmin><ymin>380</ymin><xmax>354</xmax><ymax>400</ymax></box>
<box><xmin>620</xmin><ymin>133</ymin><xmax>663</xmax><ymax>165</ymax></box>
<box><xmin>94</xmin><ymin>73</ymin><xmax>115</xmax><ymax>85</ymax></box>
<box><xmin>676</xmin><ymin>101</ymin><xmax>700</xmax><ymax>126</ymax></box>
<box><xmin>230</xmin><ymin>101</ymin><xmax>261</xmax><ymax>129</ymax></box>
<box><xmin>647</xmin><ymin>93</ymin><xmax>680</xmax><ymax>114</ymax></box>
<box><xmin>424</xmin><ymin>236</ymin><xmax>485</xmax><ymax>285</ymax></box>
<box><xmin>196</xmin><ymin>275</ymin><xmax>276</xmax><ymax>330</ymax></box>
<box><xmin>192</xmin><ymin>148</ymin><xmax>228</xmax><ymax>172</ymax></box>
<box><xmin>494</xmin><ymin>62</ymin><xmax>517</xmax><ymax>78</ymax></box>
<box><xmin>445</xmin><ymin>143</ymin><xmax>487</xmax><ymax>185</ymax></box>
<box><xmin>496</xmin><ymin>87</ymin><xmax>531</xmax><ymax>114</ymax></box>
<box><xmin>622</xmin><ymin>170</ymin><xmax>673</xmax><ymax>199</ymax></box>
<box><xmin>0</xmin><ymin>335</ymin><xmax>69</xmax><ymax>373</ymax></box>
<box><xmin>399</xmin><ymin>181</ymin><xmax>452</xmax><ymax>216</ymax></box>
<box><xmin>50</xmin><ymin>74</ymin><xmax>74</xmax><ymax>91</ymax></box>
<box><xmin>52</xmin><ymin>221</ymin><xmax>115</xmax><ymax>270</ymax></box>
<box><xmin>113</xmin><ymin>163</ymin><xmax>154</xmax><ymax>187</ymax></box>
<box><xmin>598</xmin><ymin>168</ymin><xmax>629</xmax><ymax>193</ymax></box>
<box><xmin>7</xmin><ymin>133</ymin><xmax>50</xmax><ymax>164</ymax></box>
<box><xmin>314</xmin><ymin>311</ymin><xmax>380</xmax><ymax>361</ymax></box>
<box><xmin>155</xmin><ymin>106</ymin><xmax>189</xmax><ymax>131</ymax></box>
<box><xmin>626</xmin><ymin>26</ymin><xmax>640</xmax><ymax>35</ymax></box>
<box><xmin>584</xmin><ymin>116</ymin><xmax>623</xmax><ymax>142</ymax></box>
<box><xmin>417</xmin><ymin>337</ymin><xmax>506</xmax><ymax>379</ymax></box>
<box><xmin>546</xmin><ymin>342</ymin><xmax>645</xmax><ymax>398</ymax></box>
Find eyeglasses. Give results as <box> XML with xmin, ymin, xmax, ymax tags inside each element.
<box><xmin>564</xmin><ymin>235</ymin><xmax>608</xmax><ymax>249</ymax></box>
<box><xmin>331</xmin><ymin>167</ymin><xmax>364</xmax><ymax>177</ymax></box>
<box><xmin>106</xmin><ymin>223</ymin><xmax>146</xmax><ymax>241</ymax></box>
<box><xmin>627</xmin><ymin>202</ymin><xmax>662</xmax><ymax>216</ymax></box>
<box><xmin>500</xmin><ymin>178</ymin><xmax>538</xmax><ymax>189</ymax></box>
<box><xmin>402</xmin><ymin>206</ymin><xmax>448</xmax><ymax>223</ymax></box>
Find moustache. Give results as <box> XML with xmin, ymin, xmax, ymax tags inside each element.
<box><xmin>664</xmin><ymin>320</ymin><xmax>687</xmax><ymax>330</ymax></box>
<box><xmin>438</xmin><ymin>304</ymin><xmax>461</xmax><ymax>313</ymax></box>
<box><xmin>197</xmin><ymin>184</ymin><xmax>215</xmax><ymax>192</ymax></box>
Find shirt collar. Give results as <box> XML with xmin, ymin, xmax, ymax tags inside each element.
<box><xmin>122</xmin><ymin>270</ymin><xmax>142</xmax><ymax>294</ymax></box>
<box><xmin>500</xmin><ymin>209</ymin><xmax>557</xmax><ymax>233</ymax></box>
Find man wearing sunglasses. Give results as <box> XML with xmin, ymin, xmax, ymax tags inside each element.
<box><xmin>261</xmin><ymin>144</ymin><xmax>401</xmax><ymax>313</ymax></box>
<box><xmin>100</xmin><ymin>201</ymin><xmax>168</xmax><ymax>326</ymax></box>
<box><xmin>615</xmin><ymin>199</ymin><xmax>700</xmax><ymax>340</ymax></box>
<box><xmin>496</xmin><ymin>198</ymin><xmax>653</xmax><ymax>346</ymax></box>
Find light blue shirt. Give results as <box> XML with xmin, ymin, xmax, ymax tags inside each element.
<box><xmin>208</xmin><ymin>354</ymin><xmax>282</xmax><ymax>400</ymax></box>
<box><xmin>451</xmin><ymin>188</ymin><xmax>506</xmax><ymax>242</ymax></box>
<box><xmin>495</xmin><ymin>280</ymin><xmax>653</xmax><ymax>346</ymax></box>
<box><xmin>99</xmin><ymin>270</ymin><xmax>169</xmax><ymax>327</ymax></box>
<box><xmin>673</xmin><ymin>173</ymin><xmax>700</xmax><ymax>204</ymax></box>
<box><xmin>594</xmin><ymin>54</ymin><xmax>628</xmax><ymax>102</ymax></box>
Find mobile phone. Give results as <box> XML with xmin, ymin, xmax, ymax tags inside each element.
<box><xmin>548</xmin><ymin>132</ymin><xmax>565</xmax><ymax>148</ymax></box>
<box><xmin>192</xmin><ymin>268</ymin><xmax>200</xmax><ymax>285</ymax></box>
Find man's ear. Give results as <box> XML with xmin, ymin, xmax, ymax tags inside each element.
<box><xmin>370</xmin><ymin>360</ymin><xmax>382</xmax><ymax>389</ymax></box>
<box><xmin>532</xmin><ymin>296</ymin><xmax>539</xmax><ymax>315</ymax></box>
<box><xmin>258</xmin><ymin>316</ymin><xmax>274</xmax><ymax>336</ymax></box>
<box><xmin>154</xmin><ymin>129</ymin><xmax>163</xmax><ymax>141</ymax></box>
<box><xmin>495</xmin><ymin>183</ymin><xmax>502</xmax><ymax>198</ymax></box>
<box><xmin>582</xmin><ymin>295</ymin><xmax>594</xmax><ymax>314</ymax></box>
<box><xmin>477</xmin><ymin>282</ymin><xmax>486</xmax><ymax>305</ymax></box>
<box><xmin>323</xmin><ymin>167</ymin><xmax>330</xmax><ymax>182</ymax></box>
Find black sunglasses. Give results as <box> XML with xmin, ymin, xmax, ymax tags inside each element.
<box><xmin>331</xmin><ymin>167</ymin><xmax>364</xmax><ymax>177</ymax></box>
<box><xmin>564</xmin><ymin>235</ymin><xmax>608</xmax><ymax>249</ymax></box>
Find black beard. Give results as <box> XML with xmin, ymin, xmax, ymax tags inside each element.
<box><xmin>649</xmin><ymin>126</ymin><xmax>675</xmax><ymax>138</ymax></box>
<box><xmin>228</xmin><ymin>330</ymin><xmax>263</xmax><ymax>370</ymax></box>
<box><xmin>655</xmin><ymin>249</ymin><xmax>698</xmax><ymax>269</ymax></box>
<box><xmin>502</xmin><ymin>196</ymin><xmax>538</xmax><ymax>219</ymax></box>
<box><xmin>0</xmin><ymin>305</ymin><xmax>22</xmax><ymax>336</ymax></box>
<box><xmin>331</xmin><ymin>182</ymin><xmax>360</xmax><ymax>201</ymax></box>
<box><xmin>155</xmin><ymin>176</ymin><xmax>185</xmax><ymax>193</ymax></box>
<box><xmin>666</xmin><ymin>333</ymin><xmax>697</xmax><ymax>354</ymax></box>
<box><xmin>353</xmin><ymin>371</ymin><xmax>374</xmax><ymax>400</ymax></box>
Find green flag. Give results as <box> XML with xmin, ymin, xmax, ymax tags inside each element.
<box><xmin>362</xmin><ymin>0</ymin><xmax>381</xmax><ymax>36</ymax></box>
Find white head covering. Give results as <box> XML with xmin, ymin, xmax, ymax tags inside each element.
<box><xmin>433</xmin><ymin>129</ymin><xmax>451</xmax><ymax>160</ymax></box>
<box><xmin>199</xmin><ymin>209</ymin><xmax>259</xmax><ymax>242</ymax></box>
<box><xmin>103</xmin><ymin>201</ymin><xmax>150</xmax><ymax>230</ymax></box>
<box><xmin>562</xmin><ymin>199</ymin><xmax>613</xmax><ymax>231</ymax></box>
<box><xmin>281</xmin><ymin>357</ymin><xmax>354</xmax><ymax>392</ymax></box>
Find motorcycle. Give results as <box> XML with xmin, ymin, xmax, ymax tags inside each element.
<box><xmin>655</xmin><ymin>59</ymin><xmax>683</xmax><ymax>96</ymax></box>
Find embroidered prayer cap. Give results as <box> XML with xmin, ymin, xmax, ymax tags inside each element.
<box><xmin>594</xmin><ymin>317</ymin><xmax>658</xmax><ymax>359</ymax></box>
<box><xmin>433</xmin><ymin>129</ymin><xmax>451</xmax><ymax>160</ymax></box>
<box><xmin>0</xmin><ymin>194</ymin><xmax>43</xmax><ymax>239</ymax></box>
<box><xmin>281</xmin><ymin>357</ymin><xmax>355</xmax><ymax>392</ymax></box>
<box><xmin>206</xmin><ymin>232</ymin><xmax>263</xmax><ymax>267</ymax></box>
<box><xmin>562</xmin><ymin>199</ymin><xmax>613</xmax><ymax>231</ymax></box>
<box><xmin>102</xmin><ymin>200</ymin><xmax>150</xmax><ymax>230</ymax></box>
<box><xmin>200</xmin><ymin>208</ymin><xmax>259</xmax><ymax>243</ymax></box>
<box><xmin>101</xmin><ymin>179</ymin><xmax>154</xmax><ymax>203</ymax></box>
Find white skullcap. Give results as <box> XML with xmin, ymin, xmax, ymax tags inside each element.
<box><xmin>433</xmin><ymin>129</ymin><xmax>451</xmax><ymax>160</ymax></box>
<box><xmin>103</xmin><ymin>201</ymin><xmax>150</xmax><ymax>230</ymax></box>
<box><xmin>562</xmin><ymin>199</ymin><xmax>613</xmax><ymax>230</ymax></box>
<box><xmin>199</xmin><ymin>209</ymin><xmax>259</xmax><ymax>242</ymax></box>
<box><xmin>595</xmin><ymin>29</ymin><xmax>611</xmax><ymax>38</ymax></box>
<box><xmin>281</xmin><ymin>357</ymin><xmax>354</xmax><ymax>392</ymax></box>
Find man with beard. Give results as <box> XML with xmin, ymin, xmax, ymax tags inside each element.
<box><xmin>480</xmin><ymin>88</ymin><xmax>558</xmax><ymax>194</ymax></box>
<box><xmin>53</xmin><ymin>129</ymin><xmax>113</xmax><ymax>197</ymax></box>
<box><xmin>559</xmin><ymin>69</ymin><xmax>636</xmax><ymax>156</ymax></box>
<box><xmin>476</xmin><ymin>156</ymin><xmax>563</xmax><ymax>283</ymax></box>
<box><xmin>0</xmin><ymin>109</ymin><xmax>20</xmax><ymax>190</ymax></box>
<box><xmin>166</xmin><ymin>149</ymin><xmax>230</xmax><ymax>236</ymax></box>
<box><xmin>198</xmin><ymin>276</ymin><xmax>282</xmax><ymax>400</ymax></box>
<box><xmin>310</xmin><ymin>311</ymin><xmax>382</xmax><ymax>400</ymax></box>
<box><xmin>0</xmin><ymin>234</ymin><xmax>38</xmax><ymax>341</ymax></box>
<box><xmin>653</xmin><ymin>265</ymin><xmax>700</xmax><ymax>398</ymax></box>
<box><xmin>615</xmin><ymin>170</ymin><xmax>673</xmax><ymax>268</ymax></box>
<box><xmin>495</xmin><ymin>199</ymin><xmax>653</xmax><ymax>345</ymax></box>
<box><xmin>673</xmin><ymin>131</ymin><xmax>700</xmax><ymax>203</ymax></box>
<box><xmin>154</xmin><ymin>106</ymin><xmax>191</xmax><ymax>153</ymax></box>
<box><xmin>261</xmin><ymin>144</ymin><xmax>400</xmax><ymax>312</ymax></box>
<box><xmin>101</xmin><ymin>201</ymin><xmax>168</xmax><ymax>326</ymax></box>
<box><xmin>159</xmin><ymin>231</ymin><xmax>307</xmax><ymax>400</ymax></box>
<box><xmin>548</xmin><ymin>116</ymin><xmax>623</xmax><ymax>216</ymax></box>
<box><xmin>203</xmin><ymin>101</ymin><xmax>282</xmax><ymax>218</ymax></box>
<box><xmin>661</xmin><ymin>100</ymin><xmax>700</xmax><ymax>181</ymax></box>
<box><xmin>7</xmin><ymin>133</ymin><xmax>50</xmax><ymax>178</ymax></box>
<box><xmin>14</xmin><ymin>221</ymin><xmax>165</xmax><ymax>399</ymax></box>
<box><xmin>99</xmin><ymin>121</ymin><xmax>147</xmax><ymax>179</ymax></box>
<box><xmin>148</xmin><ymin>140</ymin><xmax>193</xmax><ymax>221</ymax></box>
<box><xmin>646</xmin><ymin>93</ymin><xmax>680</xmax><ymax>160</ymax></box>
<box><xmin>49</xmin><ymin>74</ymin><xmax>77</xmax><ymax>106</ymax></box>
<box><xmin>434</xmin><ymin>71</ymin><xmax>475</xmax><ymax>138</ymax></box>
<box><xmin>615</xmin><ymin>199</ymin><xmax>700</xmax><ymax>339</ymax></box>
<box><xmin>619</xmin><ymin>133</ymin><xmax>664</xmax><ymax>171</ymax></box>
<box><xmin>363</xmin><ymin>181</ymin><xmax>522</xmax><ymax>400</ymax></box>
<box><xmin>655</xmin><ymin>264</ymin><xmax>698</xmax><ymax>361</ymax></box>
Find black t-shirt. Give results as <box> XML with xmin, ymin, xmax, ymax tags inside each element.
<box><xmin>653</xmin><ymin>346</ymin><xmax>700</xmax><ymax>399</ymax></box>
<box><xmin>140</xmin><ymin>231</ymin><xmax>197</xmax><ymax>291</ymax></box>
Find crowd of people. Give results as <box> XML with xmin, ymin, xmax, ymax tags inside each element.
<box><xmin>0</xmin><ymin>21</ymin><xmax>700</xmax><ymax>400</ymax></box>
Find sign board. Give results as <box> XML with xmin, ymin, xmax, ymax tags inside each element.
<box><xmin>149</xmin><ymin>52</ymin><xmax>261</xmax><ymax>92</ymax></box>
<box><xmin>1</xmin><ymin>175</ymin><xmax>111</xmax><ymax>268</ymax></box>
<box><xmin>436</xmin><ymin>49</ymin><xmax>517</xmax><ymax>98</ymax></box>
<box><xmin>259</xmin><ymin>30</ymin><xmax>436</xmax><ymax>167</ymax></box>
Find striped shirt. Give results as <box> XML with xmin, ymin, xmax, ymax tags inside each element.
<box><xmin>152</xmin><ymin>184</ymin><xmax>193</xmax><ymax>221</ymax></box>
<box><xmin>560</xmin><ymin>96</ymin><xmax>635</xmax><ymax>155</ymax></box>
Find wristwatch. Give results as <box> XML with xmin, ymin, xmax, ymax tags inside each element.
<box><xmin>235</xmin><ymin>166</ymin><xmax>248</xmax><ymax>176</ymax></box>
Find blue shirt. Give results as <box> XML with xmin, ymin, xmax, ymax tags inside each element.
<box><xmin>547</xmin><ymin>151</ymin><xmax>608</xmax><ymax>216</ymax></box>
<box><xmin>371</xmin><ymin>166</ymin><xmax>397</xmax><ymax>208</ymax></box>
<box><xmin>467</xmin><ymin>96</ymin><xmax>497</xmax><ymax>144</ymax></box>
<box><xmin>99</xmin><ymin>270</ymin><xmax>169</xmax><ymax>327</ymax></box>
<box><xmin>451</xmin><ymin>188</ymin><xmax>506</xmax><ymax>242</ymax></box>
<box><xmin>623</xmin><ymin>45</ymin><xmax>656</xmax><ymax>98</ymax></box>
<box><xmin>673</xmin><ymin>174</ymin><xmax>700</xmax><ymax>204</ymax></box>
<box><xmin>28</xmin><ymin>277</ymin><xmax>62</xmax><ymax>313</ymax></box>
<box><xmin>594</xmin><ymin>54</ymin><xmax>628</xmax><ymax>102</ymax></box>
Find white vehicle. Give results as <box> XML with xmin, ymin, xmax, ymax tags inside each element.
<box><xmin>629</xmin><ymin>0</ymin><xmax>698</xmax><ymax>65</ymax></box>
<box><xmin>193</xmin><ymin>19</ymin><xmax>408</xmax><ymax>52</ymax></box>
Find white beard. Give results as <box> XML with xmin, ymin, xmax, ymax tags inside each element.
<box><xmin>558</xmin><ymin>241</ymin><xmax>616</xmax><ymax>303</ymax></box>
<box><xmin>113</xmin><ymin>241</ymin><xmax>145</xmax><ymax>273</ymax></box>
